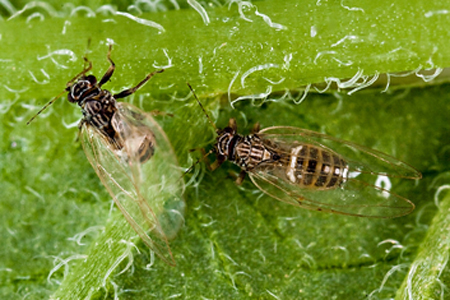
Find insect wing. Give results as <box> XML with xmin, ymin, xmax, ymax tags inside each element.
<box><xmin>81</xmin><ymin>103</ymin><xmax>185</xmax><ymax>266</ymax></box>
<box><xmin>259</xmin><ymin>126</ymin><xmax>421</xmax><ymax>179</ymax></box>
<box><xmin>247</xmin><ymin>126</ymin><xmax>419</xmax><ymax>218</ymax></box>
<box><xmin>249</xmin><ymin>171</ymin><xmax>414</xmax><ymax>218</ymax></box>
<box><xmin>114</xmin><ymin>103</ymin><xmax>185</xmax><ymax>241</ymax></box>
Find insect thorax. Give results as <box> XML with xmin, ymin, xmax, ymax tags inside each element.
<box><xmin>219</xmin><ymin>133</ymin><xmax>274</xmax><ymax>171</ymax></box>
<box><xmin>81</xmin><ymin>91</ymin><xmax>118</xmax><ymax>140</ymax></box>
<box><xmin>75</xmin><ymin>84</ymin><xmax>156</xmax><ymax>164</ymax></box>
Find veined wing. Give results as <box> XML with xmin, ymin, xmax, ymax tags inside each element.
<box><xmin>249</xmin><ymin>170</ymin><xmax>415</xmax><ymax>218</ymax></box>
<box><xmin>81</xmin><ymin>103</ymin><xmax>185</xmax><ymax>266</ymax></box>
<box><xmin>259</xmin><ymin>126</ymin><xmax>421</xmax><ymax>180</ymax></box>
<box><xmin>248</xmin><ymin>126</ymin><xmax>419</xmax><ymax>218</ymax></box>
<box><xmin>114</xmin><ymin>103</ymin><xmax>185</xmax><ymax>241</ymax></box>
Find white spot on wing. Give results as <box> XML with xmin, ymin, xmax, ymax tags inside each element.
<box><xmin>375</xmin><ymin>175</ymin><xmax>391</xmax><ymax>198</ymax></box>
<box><xmin>287</xmin><ymin>146</ymin><xmax>303</xmax><ymax>183</ymax></box>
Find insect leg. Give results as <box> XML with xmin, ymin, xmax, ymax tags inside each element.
<box><xmin>235</xmin><ymin>170</ymin><xmax>247</xmax><ymax>185</ymax></box>
<box><xmin>114</xmin><ymin>69</ymin><xmax>164</xmax><ymax>99</ymax></box>
<box><xmin>209</xmin><ymin>155</ymin><xmax>225</xmax><ymax>171</ymax></box>
<box><xmin>228</xmin><ymin>118</ymin><xmax>237</xmax><ymax>132</ymax></box>
<box><xmin>66</xmin><ymin>40</ymin><xmax>94</xmax><ymax>88</ymax></box>
<box><xmin>252</xmin><ymin>122</ymin><xmax>260</xmax><ymax>134</ymax></box>
<box><xmin>98</xmin><ymin>45</ymin><xmax>116</xmax><ymax>87</ymax></box>
<box><xmin>66</xmin><ymin>56</ymin><xmax>92</xmax><ymax>88</ymax></box>
<box><xmin>149</xmin><ymin>110</ymin><xmax>174</xmax><ymax>118</ymax></box>
<box><xmin>74</xmin><ymin>119</ymin><xmax>89</xmax><ymax>143</ymax></box>
<box><xmin>77</xmin><ymin>118</ymin><xmax>86</xmax><ymax>131</ymax></box>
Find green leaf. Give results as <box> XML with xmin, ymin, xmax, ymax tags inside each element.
<box><xmin>1</xmin><ymin>0</ymin><xmax>450</xmax><ymax>299</ymax></box>
<box><xmin>396</xmin><ymin>185</ymin><xmax>450</xmax><ymax>299</ymax></box>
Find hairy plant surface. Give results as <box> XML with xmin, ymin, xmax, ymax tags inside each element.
<box><xmin>1</xmin><ymin>0</ymin><xmax>450</xmax><ymax>299</ymax></box>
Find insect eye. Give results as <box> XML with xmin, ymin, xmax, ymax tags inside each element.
<box><xmin>85</xmin><ymin>75</ymin><xmax>97</xmax><ymax>85</ymax></box>
<box><xmin>68</xmin><ymin>80</ymin><xmax>92</xmax><ymax>103</ymax></box>
<box><xmin>225</xmin><ymin>127</ymin><xmax>234</xmax><ymax>133</ymax></box>
<box><xmin>218</xmin><ymin>127</ymin><xmax>234</xmax><ymax>136</ymax></box>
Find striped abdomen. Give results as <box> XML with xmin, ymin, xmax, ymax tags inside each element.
<box><xmin>285</xmin><ymin>144</ymin><xmax>348</xmax><ymax>189</ymax></box>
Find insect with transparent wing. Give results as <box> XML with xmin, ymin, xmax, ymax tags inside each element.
<box><xmin>188</xmin><ymin>84</ymin><xmax>421</xmax><ymax>218</ymax></box>
<box><xmin>28</xmin><ymin>46</ymin><xmax>185</xmax><ymax>266</ymax></box>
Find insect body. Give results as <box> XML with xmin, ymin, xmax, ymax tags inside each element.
<box><xmin>29</xmin><ymin>46</ymin><xmax>185</xmax><ymax>266</ymax></box>
<box><xmin>189</xmin><ymin>85</ymin><xmax>421</xmax><ymax>218</ymax></box>
<box><xmin>220</xmin><ymin>128</ymin><xmax>348</xmax><ymax>189</ymax></box>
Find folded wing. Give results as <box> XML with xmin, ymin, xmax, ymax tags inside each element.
<box><xmin>81</xmin><ymin>103</ymin><xmax>185</xmax><ymax>265</ymax></box>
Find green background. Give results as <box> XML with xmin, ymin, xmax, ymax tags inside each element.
<box><xmin>1</xmin><ymin>0</ymin><xmax>450</xmax><ymax>299</ymax></box>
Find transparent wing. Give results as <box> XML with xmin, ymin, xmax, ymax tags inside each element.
<box><xmin>249</xmin><ymin>171</ymin><xmax>414</xmax><ymax>218</ymax></box>
<box><xmin>247</xmin><ymin>126</ymin><xmax>419</xmax><ymax>218</ymax></box>
<box><xmin>81</xmin><ymin>102</ymin><xmax>185</xmax><ymax>266</ymax></box>
<box><xmin>259</xmin><ymin>126</ymin><xmax>421</xmax><ymax>179</ymax></box>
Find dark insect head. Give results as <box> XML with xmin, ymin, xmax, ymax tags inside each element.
<box><xmin>67</xmin><ymin>75</ymin><xmax>98</xmax><ymax>104</ymax></box>
<box><xmin>218</xmin><ymin>125</ymin><xmax>236</xmax><ymax>135</ymax></box>
<box><xmin>26</xmin><ymin>51</ymin><xmax>94</xmax><ymax>125</ymax></box>
<box><xmin>216</xmin><ymin>126</ymin><xmax>233</xmax><ymax>153</ymax></box>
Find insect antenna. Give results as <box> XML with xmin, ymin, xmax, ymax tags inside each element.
<box><xmin>183</xmin><ymin>148</ymin><xmax>215</xmax><ymax>177</ymax></box>
<box><xmin>26</xmin><ymin>90</ymin><xmax>68</xmax><ymax>125</ymax></box>
<box><xmin>66</xmin><ymin>56</ymin><xmax>93</xmax><ymax>88</ymax></box>
<box><xmin>67</xmin><ymin>39</ymin><xmax>93</xmax><ymax>88</ymax></box>
<box><xmin>27</xmin><ymin>51</ymin><xmax>93</xmax><ymax>126</ymax></box>
<box><xmin>186</xmin><ymin>82</ymin><xmax>217</xmax><ymax>131</ymax></box>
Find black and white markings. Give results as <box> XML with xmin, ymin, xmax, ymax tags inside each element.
<box><xmin>28</xmin><ymin>45</ymin><xmax>185</xmax><ymax>266</ymax></box>
<box><xmin>188</xmin><ymin>83</ymin><xmax>421</xmax><ymax>218</ymax></box>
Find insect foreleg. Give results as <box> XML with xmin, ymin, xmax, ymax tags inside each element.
<box><xmin>66</xmin><ymin>56</ymin><xmax>92</xmax><ymax>88</ymax></box>
<box><xmin>114</xmin><ymin>69</ymin><xmax>164</xmax><ymax>99</ymax></box>
<box><xmin>98</xmin><ymin>44</ymin><xmax>116</xmax><ymax>87</ymax></box>
<box><xmin>252</xmin><ymin>122</ymin><xmax>260</xmax><ymax>134</ymax></box>
<box><xmin>235</xmin><ymin>170</ymin><xmax>247</xmax><ymax>185</ymax></box>
<box><xmin>199</xmin><ymin>148</ymin><xmax>223</xmax><ymax>171</ymax></box>
<box><xmin>149</xmin><ymin>110</ymin><xmax>174</xmax><ymax>118</ymax></box>
<box><xmin>228</xmin><ymin>118</ymin><xmax>237</xmax><ymax>131</ymax></box>
<box><xmin>208</xmin><ymin>159</ymin><xmax>221</xmax><ymax>171</ymax></box>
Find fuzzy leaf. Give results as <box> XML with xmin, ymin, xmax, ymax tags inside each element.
<box><xmin>1</xmin><ymin>0</ymin><xmax>450</xmax><ymax>299</ymax></box>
